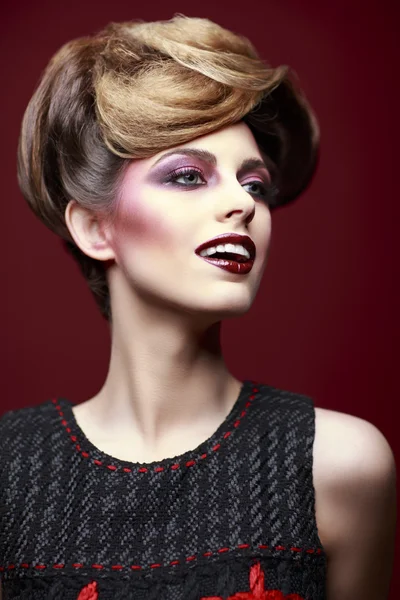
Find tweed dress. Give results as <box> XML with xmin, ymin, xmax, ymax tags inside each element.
<box><xmin>0</xmin><ymin>380</ymin><xmax>327</xmax><ymax>599</ymax></box>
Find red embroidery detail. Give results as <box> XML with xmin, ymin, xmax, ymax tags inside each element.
<box><xmin>74</xmin><ymin>561</ymin><xmax>306</xmax><ymax>600</ymax></box>
<box><xmin>77</xmin><ymin>580</ymin><xmax>98</xmax><ymax>600</ymax></box>
<box><xmin>200</xmin><ymin>561</ymin><xmax>305</xmax><ymax>599</ymax></box>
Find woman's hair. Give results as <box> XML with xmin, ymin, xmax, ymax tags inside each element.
<box><xmin>17</xmin><ymin>15</ymin><xmax>298</xmax><ymax>323</ymax></box>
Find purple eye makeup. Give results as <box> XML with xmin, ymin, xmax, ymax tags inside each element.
<box><xmin>146</xmin><ymin>149</ymin><xmax>278</xmax><ymax>205</ymax></box>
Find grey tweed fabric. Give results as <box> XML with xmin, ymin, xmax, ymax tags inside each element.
<box><xmin>0</xmin><ymin>380</ymin><xmax>327</xmax><ymax>599</ymax></box>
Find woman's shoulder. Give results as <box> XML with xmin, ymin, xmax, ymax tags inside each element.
<box><xmin>0</xmin><ymin>400</ymin><xmax>57</xmax><ymax>450</ymax></box>
<box><xmin>312</xmin><ymin>406</ymin><xmax>396</xmax><ymax>554</ymax></box>
<box><xmin>0</xmin><ymin>400</ymin><xmax>52</xmax><ymax>425</ymax></box>
<box><xmin>313</xmin><ymin>406</ymin><xmax>394</xmax><ymax>473</ymax></box>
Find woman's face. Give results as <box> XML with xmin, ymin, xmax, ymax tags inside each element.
<box><xmin>104</xmin><ymin>121</ymin><xmax>273</xmax><ymax>321</ymax></box>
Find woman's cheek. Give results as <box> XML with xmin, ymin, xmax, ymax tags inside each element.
<box><xmin>111</xmin><ymin>191</ymin><xmax>176</xmax><ymax>254</ymax></box>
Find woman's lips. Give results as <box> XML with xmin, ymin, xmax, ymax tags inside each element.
<box><xmin>197</xmin><ymin>255</ymin><xmax>254</xmax><ymax>274</ymax></box>
<box><xmin>195</xmin><ymin>233</ymin><xmax>256</xmax><ymax>259</ymax></box>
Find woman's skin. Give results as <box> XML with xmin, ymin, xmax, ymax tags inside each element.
<box><xmin>65</xmin><ymin>121</ymin><xmax>272</xmax><ymax>463</ymax></box>
<box><xmin>65</xmin><ymin>121</ymin><xmax>397</xmax><ymax>599</ymax></box>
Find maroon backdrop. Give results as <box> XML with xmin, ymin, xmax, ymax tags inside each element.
<box><xmin>1</xmin><ymin>0</ymin><xmax>399</xmax><ymax>594</ymax></box>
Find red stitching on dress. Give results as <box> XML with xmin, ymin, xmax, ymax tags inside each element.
<box><xmin>52</xmin><ymin>383</ymin><xmax>260</xmax><ymax>474</ymax></box>
<box><xmin>0</xmin><ymin>542</ymin><xmax>323</xmax><ymax>573</ymax></box>
<box><xmin>200</xmin><ymin>560</ymin><xmax>305</xmax><ymax>599</ymax></box>
<box><xmin>77</xmin><ymin>581</ymin><xmax>98</xmax><ymax>600</ymax></box>
<box><xmin>75</xmin><ymin>563</ymin><xmax>305</xmax><ymax>600</ymax></box>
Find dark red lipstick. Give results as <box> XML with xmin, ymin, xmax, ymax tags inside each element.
<box><xmin>195</xmin><ymin>233</ymin><xmax>256</xmax><ymax>275</ymax></box>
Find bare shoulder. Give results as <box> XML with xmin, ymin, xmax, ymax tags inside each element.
<box><xmin>313</xmin><ymin>406</ymin><xmax>396</xmax><ymax>485</ymax></box>
<box><xmin>312</xmin><ymin>407</ymin><xmax>397</xmax><ymax>598</ymax></box>
<box><xmin>313</xmin><ymin>407</ymin><xmax>396</xmax><ymax>545</ymax></box>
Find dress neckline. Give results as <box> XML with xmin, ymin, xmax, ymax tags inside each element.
<box><xmin>54</xmin><ymin>379</ymin><xmax>260</xmax><ymax>473</ymax></box>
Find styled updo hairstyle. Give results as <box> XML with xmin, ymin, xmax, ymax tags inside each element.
<box><xmin>17</xmin><ymin>15</ymin><xmax>314</xmax><ymax>323</ymax></box>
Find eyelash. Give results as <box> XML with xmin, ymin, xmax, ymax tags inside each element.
<box><xmin>164</xmin><ymin>167</ymin><xmax>279</xmax><ymax>207</ymax></box>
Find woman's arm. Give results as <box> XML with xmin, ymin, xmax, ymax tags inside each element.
<box><xmin>314</xmin><ymin>409</ymin><xmax>397</xmax><ymax>599</ymax></box>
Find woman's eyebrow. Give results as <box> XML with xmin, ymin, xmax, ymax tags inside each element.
<box><xmin>152</xmin><ymin>148</ymin><xmax>217</xmax><ymax>167</ymax></box>
<box><xmin>236</xmin><ymin>158</ymin><xmax>271</xmax><ymax>177</ymax></box>
<box><xmin>151</xmin><ymin>148</ymin><xmax>270</xmax><ymax>173</ymax></box>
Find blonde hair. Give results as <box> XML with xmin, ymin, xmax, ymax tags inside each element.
<box><xmin>17</xmin><ymin>15</ymin><xmax>300</xmax><ymax>323</ymax></box>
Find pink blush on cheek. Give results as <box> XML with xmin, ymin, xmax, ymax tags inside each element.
<box><xmin>109</xmin><ymin>188</ymin><xmax>176</xmax><ymax>260</ymax></box>
<box><xmin>107</xmin><ymin>159</ymin><xmax>181</xmax><ymax>261</ymax></box>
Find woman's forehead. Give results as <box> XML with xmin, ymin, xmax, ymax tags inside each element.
<box><xmin>143</xmin><ymin>122</ymin><xmax>264</xmax><ymax>168</ymax></box>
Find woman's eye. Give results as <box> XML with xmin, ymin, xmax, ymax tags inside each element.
<box><xmin>176</xmin><ymin>172</ymin><xmax>203</xmax><ymax>185</ymax></box>
<box><xmin>243</xmin><ymin>180</ymin><xmax>279</xmax><ymax>206</ymax></box>
<box><xmin>243</xmin><ymin>181</ymin><xmax>268</xmax><ymax>197</ymax></box>
<box><xmin>244</xmin><ymin>181</ymin><xmax>265</xmax><ymax>194</ymax></box>
<box><xmin>166</xmin><ymin>168</ymin><xmax>205</xmax><ymax>186</ymax></box>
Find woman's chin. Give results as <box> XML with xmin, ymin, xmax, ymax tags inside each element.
<box><xmin>185</xmin><ymin>299</ymin><xmax>255</xmax><ymax>322</ymax></box>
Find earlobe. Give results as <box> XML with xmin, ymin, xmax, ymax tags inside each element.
<box><xmin>64</xmin><ymin>199</ymin><xmax>116</xmax><ymax>263</ymax></box>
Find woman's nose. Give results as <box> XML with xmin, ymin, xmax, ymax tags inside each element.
<box><xmin>214</xmin><ymin>181</ymin><xmax>256</xmax><ymax>225</ymax></box>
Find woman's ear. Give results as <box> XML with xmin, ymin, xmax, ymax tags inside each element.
<box><xmin>64</xmin><ymin>200</ymin><xmax>116</xmax><ymax>262</ymax></box>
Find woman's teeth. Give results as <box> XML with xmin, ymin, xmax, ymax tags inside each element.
<box><xmin>199</xmin><ymin>243</ymin><xmax>250</xmax><ymax>260</ymax></box>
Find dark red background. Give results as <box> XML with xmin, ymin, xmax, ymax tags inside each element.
<box><xmin>1</xmin><ymin>0</ymin><xmax>399</xmax><ymax>594</ymax></box>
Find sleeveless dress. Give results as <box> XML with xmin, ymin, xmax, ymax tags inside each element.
<box><xmin>0</xmin><ymin>380</ymin><xmax>327</xmax><ymax>599</ymax></box>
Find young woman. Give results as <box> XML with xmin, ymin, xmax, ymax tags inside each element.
<box><xmin>0</xmin><ymin>15</ymin><xmax>396</xmax><ymax>600</ymax></box>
